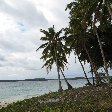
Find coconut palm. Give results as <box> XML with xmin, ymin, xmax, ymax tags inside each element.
<box><xmin>37</xmin><ymin>26</ymin><xmax>72</xmax><ymax>91</ymax></box>
<box><xmin>63</xmin><ymin>28</ymin><xmax>92</xmax><ymax>85</ymax></box>
<box><xmin>37</xmin><ymin>26</ymin><xmax>62</xmax><ymax>91</ymax></box>
<box><xmin>66</xmin><ymin>0</ymin><xmax>112</xmax><ymax>84</ymax></box>
<box><xmin>54</xmin><ymin>39</ymin><xmax>73</xmax><ymax>89</ymax></box>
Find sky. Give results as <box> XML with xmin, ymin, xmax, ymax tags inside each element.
<box><xmin>0</xmin><ymin>0</ymin><xmax>104</xmax><ymax>80</ymax></box>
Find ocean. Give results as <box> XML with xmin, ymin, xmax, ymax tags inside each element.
<box><xmin>0</xmin><ymin>79</ymin><xmax>88</xmax><ymax>101</ymax></box>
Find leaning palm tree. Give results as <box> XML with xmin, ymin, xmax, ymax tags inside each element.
<box><xmin>37</xmin><ymin>26</ymin><xmax>72</xmax><ymax>91</ymax></box>
<box><xmin>60</xmin><ymin>69</ymin><xmax>73</xmax><ymax>89</ymax></box>
<box><xmin>63</xmin><ymin>28</ymin><xmax>92</xmax><ymax>85</ymax></box>
<box><xmin>54</xmin><ymin>37</ymin><xmax>73</xmax><ymax>89</ymax></box>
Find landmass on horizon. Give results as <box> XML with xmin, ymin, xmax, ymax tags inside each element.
<box><xmin>0</xmin><ymin>77</ymin><xmax>87</xmax><ymax>82</ymax></box>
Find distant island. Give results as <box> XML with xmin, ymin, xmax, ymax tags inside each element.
<box><xmin>25</xmin><ymin>78</ymin><xmax>48</xmax><ymax>81</ymax></box>
<box><xmin>0</xmin><ymin>77</ymin><xmax>86</xmax><ymax>82</ymax></box>
<box><xmin>0</xmin><ymin>78</ymin><xmax>48</xmax><ymax>82</ymax></box>
<box><xmin>66</xmin><ymin>77</ymin><xmax>85</xmax><ymax>80</ymax></box>
<box><xmin>47</xmin><ymin>77</ymin><xmax>85</xmax><ymax>80</ymax></box>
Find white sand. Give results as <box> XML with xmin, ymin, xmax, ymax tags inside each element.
<box><xmin>0</xmin><ymin>99</ymin><xmax>17</xmax><ymax>108</ymax></box>
<box><xmin>0</xmin><ymin>95</ymin><xmax>38</xmax><ymax>108</ymax></box>
<box><xmin>0</xmin><ymin>97</ymin><xmax>25</xmax><ymax>108</ymax></box>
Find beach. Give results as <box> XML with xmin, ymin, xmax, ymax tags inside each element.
<box><xmin>0</xmin><ymin>97</ymin><xmax>26</xmax><ymax>108</ymax></box>
<box><xmin>1</xmin><ymin>85</ymin><xmax>112</xmax><ymax>111</ymax></box>
<box><xmin>0</xmin><ymin>93</ymin><xmax>42</xmax><ymax>108</ymax></box>
<box><xmin>0</xmin><ymin>79</ymin><xmax>87</xmax><ymax>108</ymax></box>
<box><xmin>0</xmin><ymin>99</ymin><xmax>15</xmax><ymax>108</ymax></box>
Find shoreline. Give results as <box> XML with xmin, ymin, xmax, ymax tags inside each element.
<box><xmin>0</xmin><ymin>94</ymin><xmax>39</xmax><ymax>108</ymax></box>
<box><xmin>0</xmin><ymin>97</ymin><xmax>24</xmax><ymax>108</ymax></box>
<box><xmin>0</xmin><ymin>99</ymin><xmax>16</xmax><ymax>108</ymax></box>
<box><xmin>0</xmin><ymin>86</ymin><xmax>112</xmax><ymax>111</ymax></box>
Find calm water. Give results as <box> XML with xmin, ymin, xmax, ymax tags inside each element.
<box><xmin>0</xmin><ymin>79</ymin><xmax>88</xmax><ymax>101</ymax></box>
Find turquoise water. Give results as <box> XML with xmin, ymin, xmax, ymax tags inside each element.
<box><xmin>0</xmin><ymin>79</ymin><xmax>88</xmax><ymax>101</ymax></box>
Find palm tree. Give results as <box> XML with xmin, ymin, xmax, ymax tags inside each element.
<box><xmin>37</xmin><ymin>26</ymin><xmax>62</xmax><ymax>92</ymax></box>
<box><xmin>37</xmin><ymin>26</ymin><xmax>72</xmax><ymax>91</ymax></box>
<box><xmin>77</xmin><ymin>55</ymin><xmax>92</xmax><ymax>85</ymax></box>
<box><xmin>92</xmin><ymin>1</ymin><xmax>111</xmax><ymax>84</ymax></box>
<box><xmin>93</xmin><ymin>25</ymin><xmax>110</xmax><ymax>83</ymax></box>
<box><xmin>83</xmin><ymin>43</ymin><xmax>99</xmax><ymax>85</ymax></box>
<box><xmin>66</xmin><ymin>0</ymin><xmax>112</xmax><ymax>84</ymax></box>
<box><xmin>63</xmin><ymin>28</ymin><xmax>92</xmax><ymax>85</ymax></box>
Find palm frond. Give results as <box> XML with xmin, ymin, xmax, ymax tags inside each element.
<box><xmin>36</xmin><ymin>42</ymin><xmax>48</xmax><ymax>51</ymax></box>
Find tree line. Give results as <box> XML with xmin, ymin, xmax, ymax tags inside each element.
<box><xmin>37</xmin><ymin>0</ymin><xmax>112</xmax><ymax>91</ymax></box>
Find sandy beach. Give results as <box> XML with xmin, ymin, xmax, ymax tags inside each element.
<box><xmin>0</xmin><ymin>94</ymin><xmax>39</xmax><ymax>109</ymax></box>
<box><xmin>0</xmin><ymin>99</ymin><xmax>17</xmax><ymax>108</ymax></box>
<box><xmin>0</xmin><ymin>97</ymin><xmax>25</xmax><ymax>109</ymax></box>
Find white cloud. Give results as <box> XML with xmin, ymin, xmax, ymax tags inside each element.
<box><xmin>0</xmin><ymin>0</ymin><xmax>48</xmax><ymax>29</ymax></box>
<box><xmin>0</xmin><ymin>0</ymin><xmax>88</xmax><ymax>80</ymax></box>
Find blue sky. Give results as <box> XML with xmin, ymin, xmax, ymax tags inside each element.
<box><xmin>0</xmin><ymin>0</ymin><xmax>110</xmax><ymax>80</ymax></box>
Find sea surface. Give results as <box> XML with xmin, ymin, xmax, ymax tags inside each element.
<box><xmin>0</xmin><ymin>79</ymin><xmax>89</xmax><ymax>101</ymax></box>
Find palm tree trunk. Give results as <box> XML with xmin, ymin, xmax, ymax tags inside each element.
<box><xmin>95</xmin><ymin>28</ymin><xmax>110</xmax><ymax>84</ymax></box>
<box><xmin>57</xmin><ymin>66</ymin><xmax>63</xmax><ymax>92</ymax></box>
<box><xmin>106</xmin><ymin>0</ymin><xmax>112</xmax><ymax>18</ymax></box>
<box><xmin>54</xmin><ymin>46</ymin><xmax>63</xmax><ymax>92</ymax></box>
<box><xmin>60</xmin><ymin>69</ymin><xmax>73</xmax><ymax>90</ymax></box>
<box><xmin>84</xmin><ymin>44</ymin><xmax>100</xmax><ymax>85</ymax></box>
<box><xmin>77</xmin><ymin>55</ymin><xmax>91</xmax><ymax>85</ymax></box>
<box><xmin>90</xmin><ymin>65</ymin><xmax>95</xmax><ymax>85</ymax></box>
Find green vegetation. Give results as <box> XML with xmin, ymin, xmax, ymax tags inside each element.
<box><xmin>37</xmin><ymin>0</ymin><xmax>112</xmax><ymax>90</ymax></box>
<box><xmin>36</xmin><ymin>26</ymin><xmax>73</xmax><ymax>91</ymax></box>
<box><xmin>1</xmin><ymin>86</ymin><xmax>112</xmax><ymax>112</ymax></box>
<box><xmin>33</xmin><ymin>1</ymin><xmax>112</xmax><ymax>111</ymax></box>
<box><xmin>65</xmin><ymin>0</ymin><xmax>112</xmax><ymax>85</ymax></box>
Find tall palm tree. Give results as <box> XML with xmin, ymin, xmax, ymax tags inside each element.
<box><xmin>63</xmin><ymin>28</ymin><xmax>92</xmax><ymax>85</ymax></box>
<box><xmin>37</xmin><ymin>26</ymin><xmax>62</xmax><ymax>92</ymax></box>
<box><xmin>53</xmin><ymin>32</ymin><xmax>73</xmax><ymax>90</ymax></box>
<box><xmin>92</xmin><ymin>1</ymin><xmax>111</xmax><ymax>84</ymax></box>
<box><xmin>37</xmin><ymin>26</ymin><xmax>72</xmax><ymax>91</ymax></box>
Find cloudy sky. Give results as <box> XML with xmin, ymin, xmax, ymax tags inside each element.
<box><xmin>0</xmin><ymin>0</ymin><xmax>93</xmax><ymax>80</ymax></box>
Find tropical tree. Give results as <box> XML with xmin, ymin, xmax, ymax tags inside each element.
<box><xmin>37</xmin><ymin>26</ymin><xmax>72</xmax><ymax>91</ymax></box>
<box><xmin>63</xmin><ymin>28</ymin><xmax>92</xmax><ymax>85</ymax></box>
<box><xmin>66</xmin><ymin>0</ymin><xmax>112</xmax><ymax>84</ymax></box>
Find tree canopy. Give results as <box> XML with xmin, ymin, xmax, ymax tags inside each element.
<box><xmin>37</xmin><ymin>0</ymin><xmax>112</xmax><ymax>86</ymax></box>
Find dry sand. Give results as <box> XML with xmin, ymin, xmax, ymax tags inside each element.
<box><xmin>0</xmin><ymin>95</ymin><xmax>38</xmax><ymax>108</ymax></box>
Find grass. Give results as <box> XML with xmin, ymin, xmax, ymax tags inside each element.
<box><xmin>1</xmin><ymin>85</ymin><xmax>112</xmax><ymax>112</ymax></box>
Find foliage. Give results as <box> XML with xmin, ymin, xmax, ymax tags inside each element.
<box><xmin>37</xmin><ymin>26</ymin><xmax>68</xmax><ymax>73</ymax></box>
<box><xmin>64</xmin><ymin>0</ymin><xmax>112</xmax><ymax>84</ymax></box>
<box><xmin>1</xmin><ymin>86</ymin><xmax>112</xmax><ymax>112</ymax></box>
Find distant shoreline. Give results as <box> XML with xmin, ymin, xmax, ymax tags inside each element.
<box><xmin>0</xmin><ymin>77</ymin><xmax>86</xmax><ymax>82</ymax></box>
